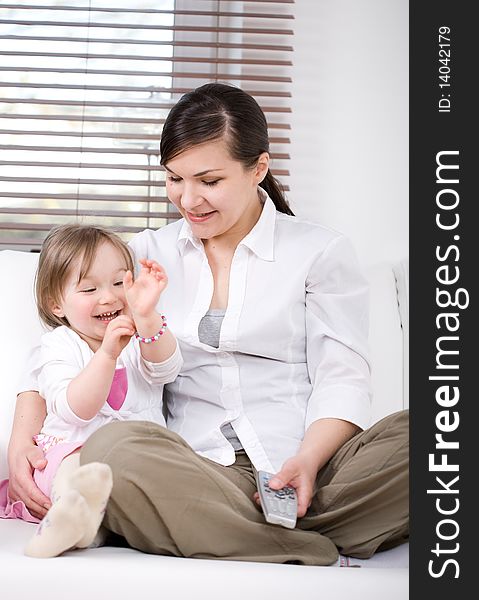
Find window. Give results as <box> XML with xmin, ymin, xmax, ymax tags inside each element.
<box><xmin>0</xmin><ymin>0</ymin><xmax>294</xmax><ymax>250</ymax></box>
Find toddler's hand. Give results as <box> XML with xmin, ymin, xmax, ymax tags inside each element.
<box><xmin>123</xmin><ymin>259</ymin><xmax>168</xmax><ymax>320</ymax></box>
<box><xmin>100</xmin><ymin>315</ymin><xmax>135</xmax><ymax>360</ymax></box>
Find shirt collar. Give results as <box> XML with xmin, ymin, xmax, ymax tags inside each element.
<box><xmin>176</xmin><ymin>188</ymin><xmax>277</xmax><ymax>261</ymax></box>
<box><xmin>177</xmin><ymin>219</ymin><xmax>203</xmax><ymax>255</ymax></box>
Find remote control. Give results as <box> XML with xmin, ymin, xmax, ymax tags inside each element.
<box><xmin>255</xmin><ymin>470</ymin><xmax>298</xmax><ymax>529</ymax></box>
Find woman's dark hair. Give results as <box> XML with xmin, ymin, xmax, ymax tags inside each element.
<box><xmin>160</xmin><ymin>83</ymin><xmax>294</xmax><ymax>216</ymax></box>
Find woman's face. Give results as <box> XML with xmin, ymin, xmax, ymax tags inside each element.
<box><xmin>164</xmin><ymin>139</ymin><xmax>269</xmax><ymax>242</ymax></box>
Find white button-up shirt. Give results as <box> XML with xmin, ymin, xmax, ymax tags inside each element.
<box><xmin>130</xmin><ymin>193</ymin><xmax>371</xmax><ymax>473</ymax></box>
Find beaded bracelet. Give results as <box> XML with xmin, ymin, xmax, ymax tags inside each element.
<box><xmin>134</xmin><ymin>315</ymin><xmax>167</xmax><ymax>344</ymax></box>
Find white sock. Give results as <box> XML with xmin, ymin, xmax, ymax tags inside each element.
<box><xmin>67</xmin><ymin>462</ymin><xmax>113</xmax><ymax>548</ymax></box>
<box><xmin>24</xmin><ymin>490</ymin><xmax>90</xmax><ymax>558</ymax></box>
<box><xmin>335</xmin><ymin>554</ymin><xmax>363</xmax><ymax>568</ymax></box>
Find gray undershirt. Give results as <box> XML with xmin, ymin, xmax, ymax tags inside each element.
<box><xmin>198</xmin><ymin>309</ymin><xmax>243</xmax><ymax>451</ymax></box>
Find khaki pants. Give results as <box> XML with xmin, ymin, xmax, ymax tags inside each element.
<box><xmin>80</xmin><ymin>410</ymin><xmax>408</xmax><ymax>565</ymax></box>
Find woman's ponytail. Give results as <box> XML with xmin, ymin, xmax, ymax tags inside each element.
<box><xmin>259</xmin><ymin>170</ymin><xmax>294</xmax><ymax>216</ymax></box>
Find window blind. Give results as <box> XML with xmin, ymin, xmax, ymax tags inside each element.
<box><xmin>0</xmin><ymin>0</ymin><xmax>294</xmax><ymax>250</ymax></box>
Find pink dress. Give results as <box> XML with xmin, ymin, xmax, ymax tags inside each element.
<box><xmin>0</xmin><ymin>366</ymin><xmax>128</xmax><ymax>523</ymax></box>
<box><xmin>0</xmin><ymin>438</ymin><xmax>84</xmax><ymax>523</ymax></box>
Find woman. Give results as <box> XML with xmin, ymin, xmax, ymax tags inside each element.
<box><xmin>7</xmin><ymin>83</ymin><xmax>408</xmax><ymax>565</ymax></box>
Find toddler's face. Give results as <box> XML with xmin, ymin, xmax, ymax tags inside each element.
<box><xmin>51</xmin><ymin>241</ymin><xmax>129</xmax><ymax>351</ymax></box>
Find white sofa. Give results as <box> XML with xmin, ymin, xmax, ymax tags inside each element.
<box><xmin>0</xmin><ymin>249</ymin><xmax>409</xmax><ymax>599</ymax></box>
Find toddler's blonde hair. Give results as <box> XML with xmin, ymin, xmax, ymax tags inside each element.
<box><xmin>35</xmin><ymin>224</ymin><xmax>134</xmax><ymax>329</ymax></box>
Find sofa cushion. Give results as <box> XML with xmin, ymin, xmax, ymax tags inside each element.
<box><xmin>0</xmin><ymin>518</ymin><xmax>408</xmax><ymax>599</ymax></box>
<box><xmin>0</xmin><ymin>250</ymin><xmax>408</xmax><ymax>478</ymax></box>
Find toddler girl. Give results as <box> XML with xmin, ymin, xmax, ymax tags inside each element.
<box><xmin>1</xmin><ymin>224</ymin><xmax>182</xmax><ymax>558</ymax></box>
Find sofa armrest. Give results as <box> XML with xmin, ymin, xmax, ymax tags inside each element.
<box><xmin>365</xmin><ymin>260</ymin><xmax>408</xmax><ymax>424</ymax></box>
<box><xmin>0</xmin><ymin>250</ymin><xmax>44</xmax><ymax>479</ymax></box>
<box><xmin>393</xmin><ymin>258</ymin><xmax>409</xmax><ymax>409</ymax></box>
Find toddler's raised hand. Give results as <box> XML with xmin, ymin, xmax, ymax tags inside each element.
<box><xmin>123</xmin><ymin>259</ymin><xmax>168</xmax><ymax>320</ymax></box>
